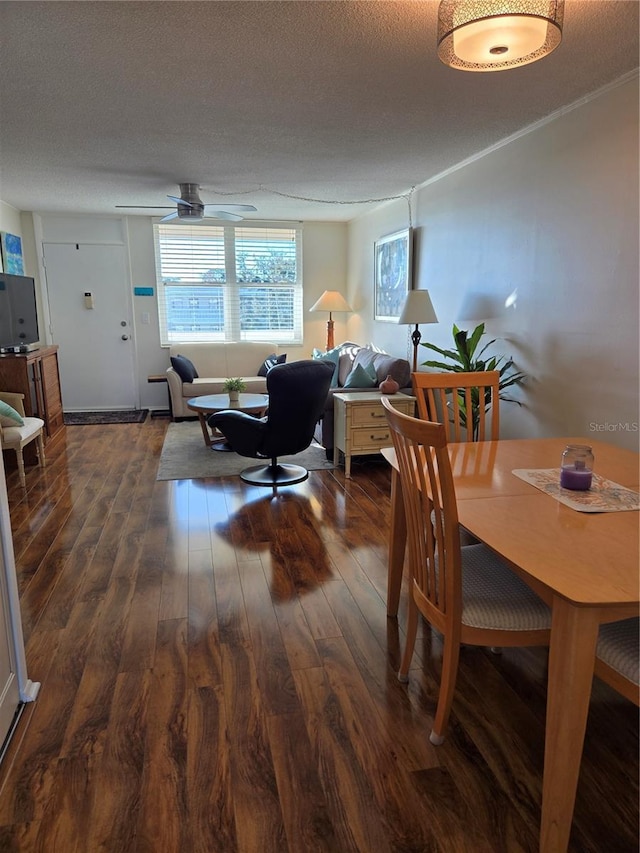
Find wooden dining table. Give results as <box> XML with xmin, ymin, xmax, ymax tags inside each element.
<box><xmin>382</xmin><ymin>436</ymin><xmax>640</xmax><ymax>853</ymax></box>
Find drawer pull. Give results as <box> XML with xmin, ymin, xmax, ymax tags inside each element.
<box><xmin>369</xmin><ymin>412</ymin><xmax>385</xmax><ymax>418</ymax></box>
<box><xmin>370</xmin><ymin>433</ymin><xmax>389</xmax><ymax>441</ymax></box>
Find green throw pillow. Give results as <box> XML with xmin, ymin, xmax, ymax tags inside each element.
<box><xmin>0</xmin><ymin>400</ymin><xmax>24</xmax><ymax>427</ymax></box>
<box><xmin>343</xmin><ymin>362</ymin><xmax>378</xmax><ymax>389</ymax></box>
<box><xmin>312</xmin><ymin>346</ymin><xmax>341</xmax><ymax>387</ymax></box>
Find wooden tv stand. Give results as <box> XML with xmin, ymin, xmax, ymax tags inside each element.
<box><xmin>0</xmin><ymin>345</ymin><xmax>65</xmax><ymax>443</ymax></box>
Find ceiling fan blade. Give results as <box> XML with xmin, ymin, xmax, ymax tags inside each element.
<box><xmin>206</xmin><ymin>211</ymin><xmax>244</xmax><ymax>222</ymax></box>
<box><xmin>160</xmin><ymin>211</ymin><xmax>179</xmax><ymax>222</ymax></box>
<box><xmin>115</xmin><ymin>205</ymin><xmax>174</xmax><ymax>209</ymax></box>
<box><xmin>167</xmin><ymin>195</ymin><xmax>194</xmax><ymax>207</ymax></box>
<box><xmin>203</xmin><ymin>204</ymin><xmax>257</xmax><ymax>212</ymax></box>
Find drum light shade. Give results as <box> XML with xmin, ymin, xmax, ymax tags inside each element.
<box><xmin>437</xmin><ymin>0</ymin><xmax>564</xmax><ymax>72</ymax></box>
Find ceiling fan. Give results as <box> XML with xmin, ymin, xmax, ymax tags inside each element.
<box><xmin>116</xmin><ymin>183</ymin><xmax>257</xmax><ymax>222</ymax></box>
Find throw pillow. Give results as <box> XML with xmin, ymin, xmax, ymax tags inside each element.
<box><xmin>258</xmin><ymin>352</ymin><xmax>286</xmax><ymax>377</ymax></box>
<box><xmin>312</xmin><ymin>345</ymin><xmax>341</xmax><ymax>387</ymax></box>
<box><xmin>343</xmin><ymin>362</ymin><xmax>378</xmax><ymax>389</ymax></box>
<box><xmin>170</xmin><ymin>354</ymin><xmax>199</xmax><ymax>383</ymax></box>
<box><xmin>0</xmin><ymin>400</ymin><xmax>24</xmax><ymax>427</ymax></box>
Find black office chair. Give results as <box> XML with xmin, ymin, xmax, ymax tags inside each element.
<box><xmin>208</xmin><ymin>359</ymin><xmax>334</xmax><ymax>486</ymax></box>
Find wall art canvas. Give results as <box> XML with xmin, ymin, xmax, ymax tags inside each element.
<box><xmin>374</xmin><ymin>228</ymin><xmax>412</xmax><ymax>322</ymax></box>
<box><xmin>0</xmin><ymin>232</ymin><xmax>24</xmax><ymax>275</ymax></box>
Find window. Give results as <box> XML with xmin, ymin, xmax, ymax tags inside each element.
<box><xmin>154</xmin><ymin>222</ymin><xmax>303</xmax><ymax>345</ymax></box>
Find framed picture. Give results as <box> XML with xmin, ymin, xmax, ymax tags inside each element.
<box><xmin>374</xmin><ymin>227</ymin><xmax>412</xmax><ymax>321</ymax></box>
<box><xmin>0</xmin><ymin>232</ymin><xmax>24</xmax><ymax>275</ymax></box>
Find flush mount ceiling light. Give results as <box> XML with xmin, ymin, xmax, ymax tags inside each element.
<box><xmin>437</xmin><ymin>0</ymin><xmax>564</xmax><ymax>72</ymax></box>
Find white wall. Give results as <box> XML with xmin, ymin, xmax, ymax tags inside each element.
<box><xmin>346</xmin><ymin>76</ymin><xmax>639</xmax><ymax>450</ymax></box>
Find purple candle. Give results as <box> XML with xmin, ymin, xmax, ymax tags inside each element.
<box><xmin>560</xmin><ymin>467</ymin><xmax>593</xmax><ymax>491</ymax></box>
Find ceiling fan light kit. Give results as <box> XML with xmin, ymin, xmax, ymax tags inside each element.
<box><xmin>437</xmin><ymin>0</ymin><xmax>564</xmax><ymax>72</ymax></box>
<box><xmin>165</xmin><ymin>183</ymin><xmax>206</xmax><ymax>222</ymax></box>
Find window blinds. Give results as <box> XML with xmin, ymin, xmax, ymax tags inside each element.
<box><xmin>154</xmin><ymin>222</ymin><xmax>303</xmax><ymax>345</ymax></box>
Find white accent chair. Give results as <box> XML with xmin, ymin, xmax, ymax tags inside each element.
<box><xmin>0</xmin><ymin>391</ymin><xmax>46</xmax><ymax>487</ymax></box>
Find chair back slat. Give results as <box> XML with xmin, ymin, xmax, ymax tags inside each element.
<box><xmin>413</xmin><ymin>371</ymin><xmax>501</xmax><ymax>442</ymax></box>
<box><xmin>382</xmin><ymin>398</ymin><xmax>463</xmax><ymax>626</ymax></box>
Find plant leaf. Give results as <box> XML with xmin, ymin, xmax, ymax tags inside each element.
<box><xmin>466</xmin><ymin>323</ymin><xmax>485</xmax><ymax>360</ymax></box>
<box><xmin>420</xmin><ymin>341</ymin><xmax>461</xmax><ymax>362</ymax></box>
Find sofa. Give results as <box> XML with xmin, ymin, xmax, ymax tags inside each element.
<box><xmin>312</xmin><ymin>342</ymin><xmax>412</xmax><ymax>455</ymax></box>
<box><xmin>166</xmin><ymin>342</ymin><xmax>282</xmax><ymax>419</ymax></box>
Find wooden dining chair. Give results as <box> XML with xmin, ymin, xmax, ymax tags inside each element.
<box><xmin>412</xmin><ymin>370</ymin><xmax>501</xmax><ymax>549</ymax></box>
<box><xmin>412</xmin><ymin>370</ymin><xmax>501</xmax><ymax>442</ymax></box>
<box><xmin>381</xmin><ymin>397</ymin><xmax>551</xmax><ymax>745</ymax></box>
<box><xmin>594</xmin><ymin>617</ymin><xmax>639</xmax><ymax>706</ymax></box>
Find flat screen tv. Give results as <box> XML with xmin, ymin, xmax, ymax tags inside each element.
<box><xmin>0</xmin><ymin>274</ymin><xmax>40</xmax><ymax>352</ymax></box>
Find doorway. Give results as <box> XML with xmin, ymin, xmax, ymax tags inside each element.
<box><xmin>43</xmin><ymin>242</ymin><xmax>138</xmax><ymax>411</ymax></box>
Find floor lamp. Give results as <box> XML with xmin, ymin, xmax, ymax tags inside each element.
<box><xmin>309</xmin><ymin>290</ymin><xmax>353</xmax><ymax>351</ymax></box>
<box><xmin>398</xmin><ymin>290</ymin><xmax>438</xmax><ymax>372</ymax></box>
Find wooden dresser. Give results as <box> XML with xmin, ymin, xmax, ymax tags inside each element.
<box><xmin>0</xmin><ymin>346</ymin><xmax>65</xmax><ymax>443</ymax></box>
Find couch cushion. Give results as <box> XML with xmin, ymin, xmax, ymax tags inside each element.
<box><xmin>0</xmin><ymin>400</ymin><xmax>24</xmax><ymax>427</ymax></box>
<box><xmin>352</xmin><ymin>347</ymin><xmax>410</xmax><ymax>388</ymax></box>
<box><xmin>170</xmin><ymin>355</ymin><xmax>199</xmax><ymax>382</ymax></box>
<box><xmin>258</xmin><ymin>352</ymin><xmax>287</xmax><ymax>377</ymax></box>
<box><xmin>343</xmin><ymin>362</ymin><xmax>378</xmax><ymax>389</ymax></box>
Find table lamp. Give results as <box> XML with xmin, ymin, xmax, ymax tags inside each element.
<box><xmin>398</xmin><ymin>289</ymin><xmax>438</xmax><ymax>372</ymax></box>
<box><xmin>309</xmin><ymin>290</ymin><xmax>353</xmax><ymax>351</ymax></box>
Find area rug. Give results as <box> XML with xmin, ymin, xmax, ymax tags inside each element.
<box><xmin>64</xmin><ymin>409</ymin><xmax>149</xmax><ymax>425</ymax></box>
<box><xmin>157</xmin><ymin>420</ymin><xmax>335</xmax><ymax>481</ymax></box>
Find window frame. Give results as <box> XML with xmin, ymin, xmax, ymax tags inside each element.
<box><xmin>153</xmin><ymin>220</ymin><xmax>304</xmax><ymax>346</ymax></box>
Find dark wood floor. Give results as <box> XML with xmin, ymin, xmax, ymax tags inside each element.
<box><xmin>0</xmin><ymin>417</ymin><xmax>637</xmax><ymax>852</ymax></box>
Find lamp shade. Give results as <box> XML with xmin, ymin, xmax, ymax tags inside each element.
<box><xmin>437</xmin><ymin>0</ymin><xmax>564</xmax><ymax>72</ymax></box>
<box><xmin>398</xmin><ymin>290</ymin><xmax>438</xmax><ymax>326</ymax></box>
<box><xmin>309</xmin><ymin>290</ymin><xmax>352</xmax><ymax>314</ymax></box>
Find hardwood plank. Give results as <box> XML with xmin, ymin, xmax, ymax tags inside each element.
<box><xmin>135</xmin><ymin>618</ymin><xmax>189</xmax><ymax>852</ymax></box>
<box><xmin>316</xmin><ymin>635</ymin><xmax>436</xmax><ymax>851</ymax></box>
<box><xmin>82</xmin><ymin>669</ymin><xmax>152</xmax><ymax>852</ymax></box>
<box><xmin>187</xmin><ymin>548</ymin><xmax>222</xmax><ymax>689</ymax></box>
<box><xmin>293</xmin><ymin>665</ymin><xmax>392</xmax><ymax>852</ymax></box>
<box><xmin>267</xmin><ymin>711</ymin><xmax>342</xmax><ymax>852</ymax></box>
<box><xmin>237</xmin><ymin>557</ymin><xmax>299</xmax><ymax>716</ymax></box>
<box><xmin>187</xmin><ymin>685</ymin><xmax>238</xmax><ymax>853</ymax></box>
<box><xmin>220</xmin><ymin>640</ymin><xmax>287</xmax><ymax>852</ymax></box>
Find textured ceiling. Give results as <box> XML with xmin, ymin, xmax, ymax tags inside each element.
<box><xmin>0</xmin><ymin>1</ymin><xmax>638</xmax><ymax>223</ymax></box>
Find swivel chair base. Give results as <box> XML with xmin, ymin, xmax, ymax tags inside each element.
<box><xmin>240</xmin><ymin>460</ymin><xmax>309</xmax><ymax>486</ymax></box>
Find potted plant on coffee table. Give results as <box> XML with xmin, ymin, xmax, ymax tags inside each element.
<box><xmin>223</xmin><ymin>377</ymin><xmax>247</xmax><ymax>403</ymax></box>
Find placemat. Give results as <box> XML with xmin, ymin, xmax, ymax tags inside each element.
<box><xmin>512</xmin><ymin>469</ymin><xmax>640</xmax><ymax>513</ymax></box>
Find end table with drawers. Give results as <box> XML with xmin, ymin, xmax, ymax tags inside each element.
<box><xmin>333</xmin><ymin>391</ymin><xmax>416</xmax><ymax>478</ymax></box>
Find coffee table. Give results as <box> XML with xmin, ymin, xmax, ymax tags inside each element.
<box><xmin>187</xmin><ymin>393</ymin><xmax>269</xmax><ymax>450</ymax></box>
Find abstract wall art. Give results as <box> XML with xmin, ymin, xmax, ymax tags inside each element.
<box><xmin>0</xmin><ymin>232</ymin><xmax>24</xmax><ymax>275</ymax></box>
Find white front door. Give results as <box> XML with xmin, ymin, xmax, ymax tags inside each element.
<box><xmin>43</xmin><ymin>243</ymin><xmax>138</xmax><ymax>411</ymax></box>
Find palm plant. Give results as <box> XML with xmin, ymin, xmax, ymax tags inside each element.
<box><xmin>420</xmin><ymin>323</ymin><xmax>526</xmax><ymax>440</ymax></box>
